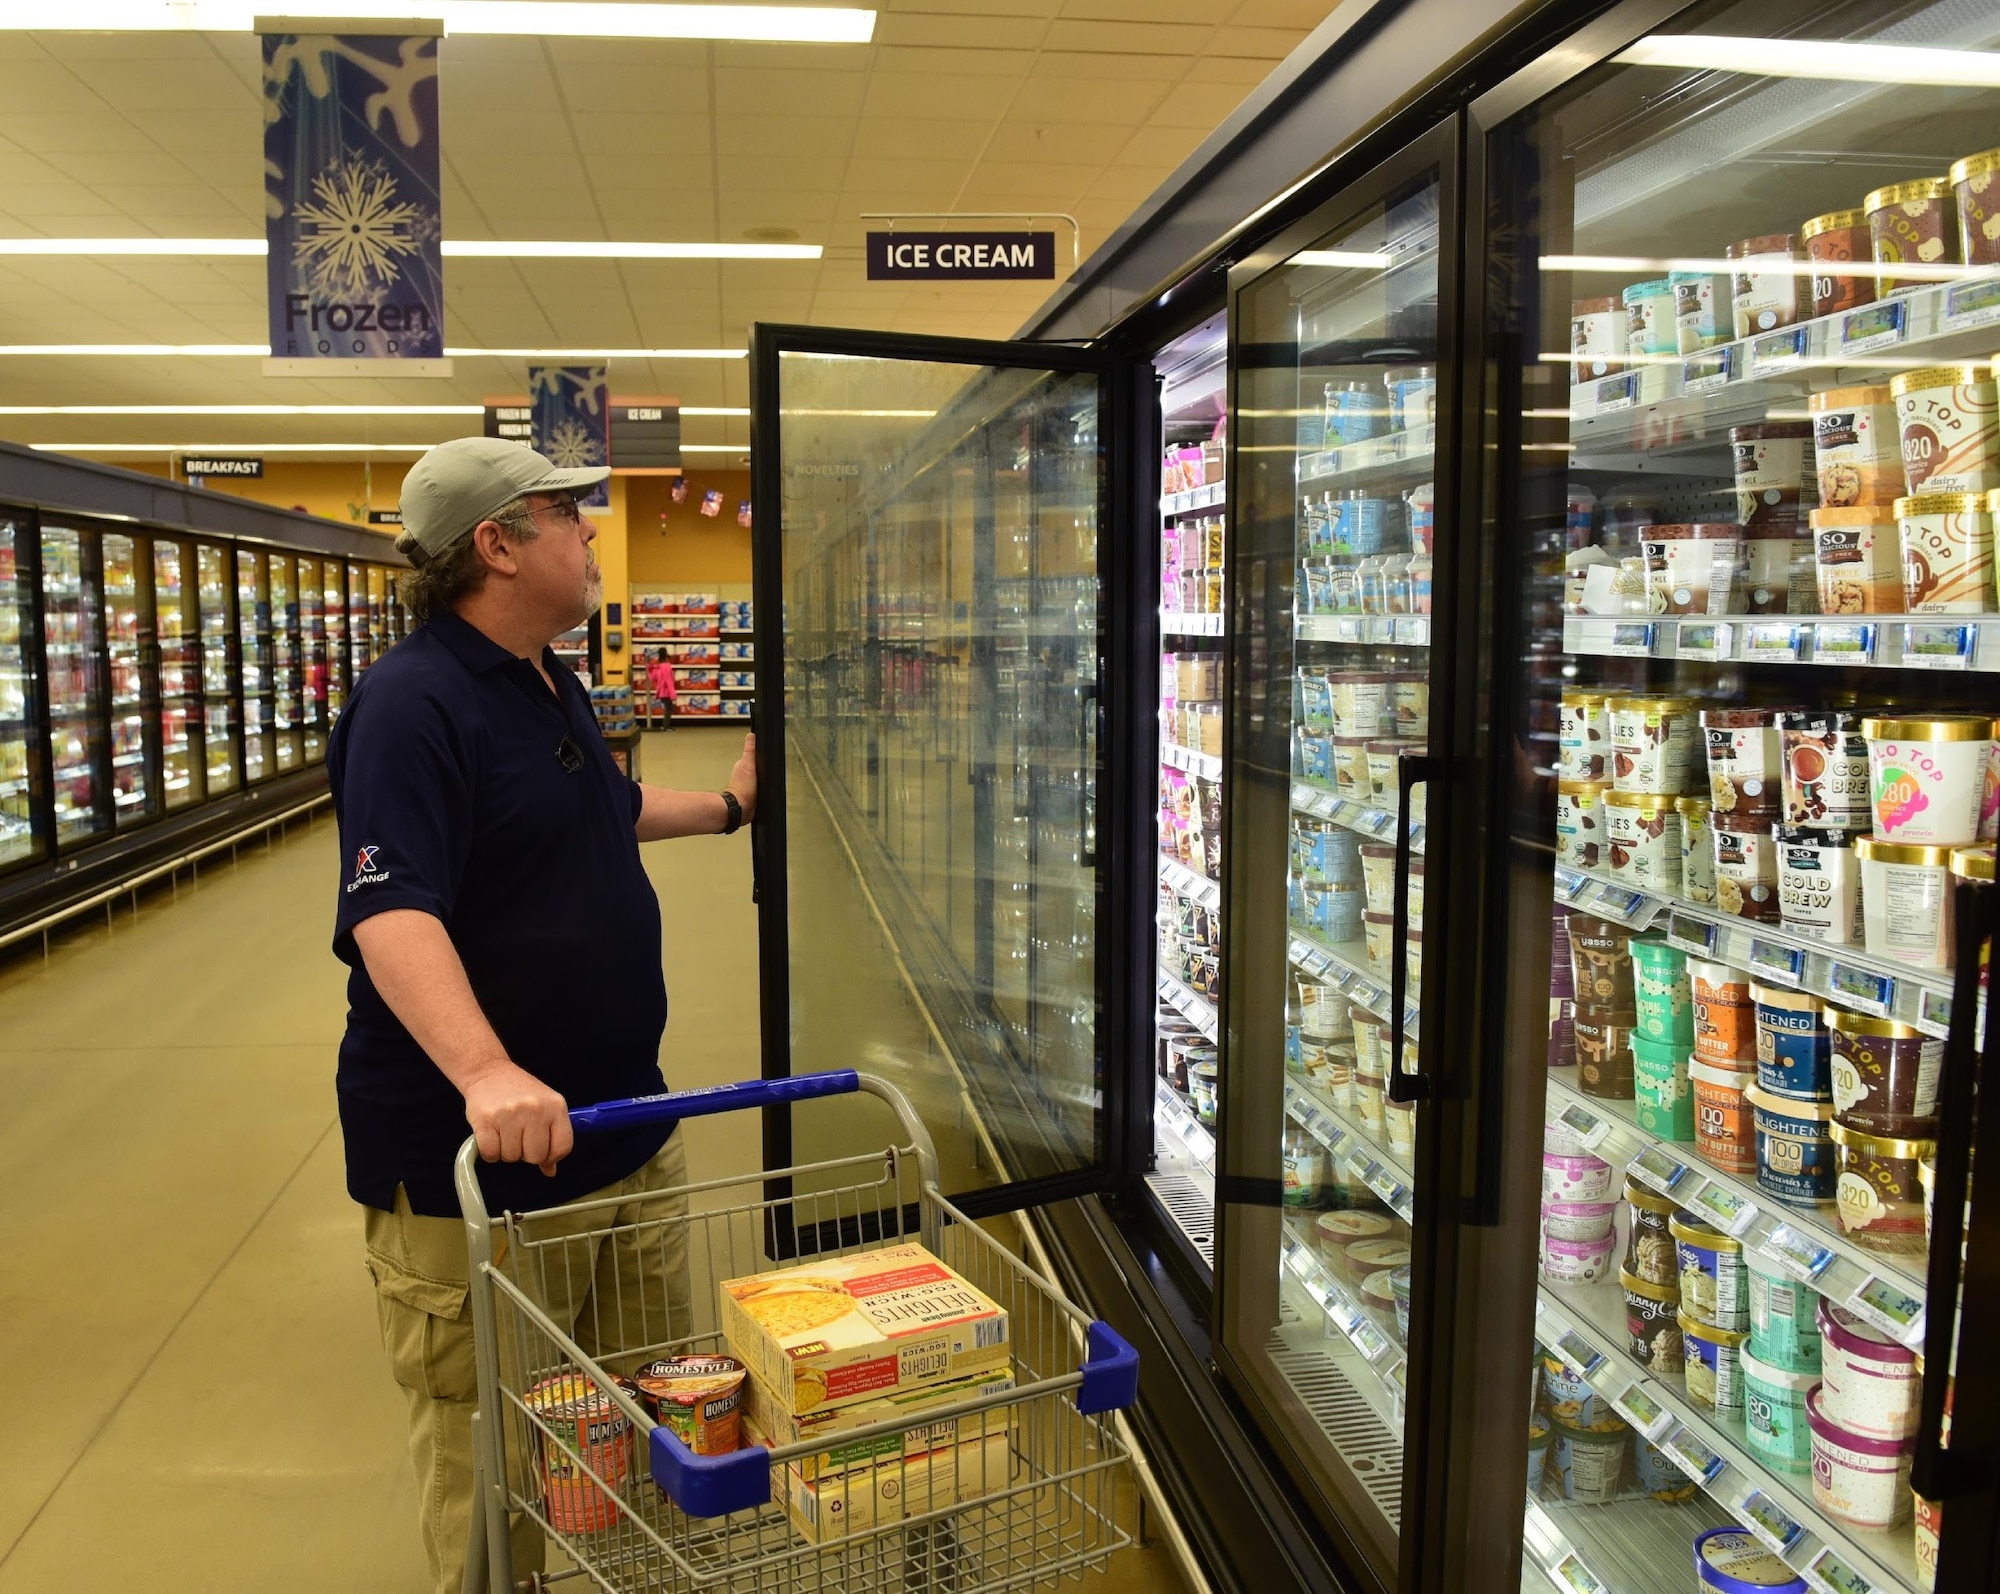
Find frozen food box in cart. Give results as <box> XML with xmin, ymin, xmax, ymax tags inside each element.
<box><xmin>740</xmin><ymin>1363</ymin><xmax>1017</xmax><ymax>1482</ymax></box>
<box><xmin>720</xmin><ymin>1243</ymin><xmax>1011</xmax><ymax>1418</ymax></box>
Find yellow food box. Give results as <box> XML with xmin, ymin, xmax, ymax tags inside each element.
<box><xmin>742</xmin><ymin>1411</ymin><xmax>1014</xmax><ymax>1544</ymax></box>
<box><xmin>740</xmin><ymin>1364</ymin><xmax>1016</xmax><ymax>1481</ymax></box>
<box><xmin>719</xmin><ymin>1243</ymin><xmax>1010</xmax><ymax>1418</ymax></box>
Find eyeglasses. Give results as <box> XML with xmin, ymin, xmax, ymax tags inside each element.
<box><xmin>502</xmin><ymin>497</ymin><xmax>586</xmax><ymax>531</ymax></box>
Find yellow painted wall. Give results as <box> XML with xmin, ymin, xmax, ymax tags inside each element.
<box><xmin>626</xmin><ymin>470</ymin><xmax>753</xmax><ymax>588</ymax></box>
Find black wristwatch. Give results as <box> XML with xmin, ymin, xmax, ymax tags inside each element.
<box><xmin>719</xmin><ymin>789</ymin><xmax>744</xmax><ymax>835</ymax></box>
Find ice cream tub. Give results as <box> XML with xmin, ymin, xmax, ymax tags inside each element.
<box><xmin>1693</xmin><ymin>1526</ymin><xmax>1809</xmax><ymax>1594</ymax></box>
<box><xmin>1868</xmin><ymin>178</ymin><xmax>1957</xmax><ymax>298</ymax></box>
<box><xmin>1780</xmin><ymin>711</ymin><xmax>1873</xmax><ymax>831</ymax></box>
<box><xmin>1366</xmin><ymin>739</ymin><xmax>1417</xmax><ymax>806</ymax></box>
<box><xmin>1748</xmin><ymin>1085</ymin><xmax>1837</xmax><ymax>1205</ymax></box>
<box><xmin>1643</xmin><ymin>523</ymin><xmax>1741</xmax><ymax>615</ymax></box>
<box><xmin>1670</xmin><ymin>269</ymin><xmax>1727</xmax><ymax>354</ymax></box>
<box><xmin>1692</xmin><ymin>1059</ymin><xmax>1758</xmax><ymax>1176</ymax></box>
<box><xmin>1729</xmin><ymin>234</ymin><xmax>1805</xmax><ymax>338</ymax></box>
<box><xmin>1385</xmin><ymin>364</ymin><xmax>1436</xmax><ymax>433</ymax></box>
<box><xmin>1624</xmin><ymin>1175</ymin><xmax>1680</xmax><ymax>1286</ymax></box>
<box><xmin>1527</xmin><ymin>1412</ymin><xmax>1551</xmax><ymax>1493</ymax></box>
<box><xmin>1633</xmin><ymin>1435</ymin><xmax>1697</xmax><ymax>1502</ymax></box>
<box><xmin>1315</xmin><ymin>1208</ymin><xmax>1394</xmax><ymax>1263</ymax></box>
<box><xmin>1541</xmin><ymin>1228</ymin><xmax>1617</xmax><ymax>1284</ymax></box>
<box><xmin>1391</xmin><ymin>674</ymin><xmax>1428</xmax><ymax>737</ymax></box>
<box><xmin>1359</xmin><ymin>843</ymin><xmax>1397</xmax><ymax>916</ymax></box>
<box><xmin>1829</xmin><ymin>1118</ymin><xmax>1935</xmax><ymax>1257</ymax></box>
<box><xmin>1332</xmin><ymin>735</ymin><xmax>1374</xmax><ymax>798</ymax></box>
<box><xmin>1330</xmin><ymin>673</ymin><xmax>1394</xmax><ymax>738</ymax></box>
<box><xmin>1570</xmin><ymin>296</ymin><xmax>1623</xmax><ymax>383</ymax></box>
<box><xmin>1808</xmin><ymin>1384</ymin><xmax>1915</xmax><ymax>1530</ymax></box>
<box><xmin>1951</xmin><ymin>146</ymin><xmax>2000</xmax><ymax>266</ymax></box>
<box><xmin>1573</xmin><ymin>1012</ymin><xmax>1635</xmax><ymax>1099</ymax></box>
<box><xmin>1541</xmin><ymin>1198</ymin><xmax>1616</xmax><ymax>1242</ymax></box>
<box><xmin>1703</xmin><ymin>706</ymin><xmax>1790</xmax><ymax>819</ymax></box>
<box><xmin>1713</xmin><ymin>818</ymin><xmax>1781</xmax><ymax>923</ymax></box>
<box><xmin>1629</xmin><ymin>935</ymin><xmax>1693</xmax><ymax>1043</ymax></box>
<box><xmin>1896</xmin><ymin>491</ymin><xmax>1995</xmax><ymax>612</ymax></box>
<box><xmin>1692</xmin><ymin>958</ymin><xmax>1757</xmax><ymax>1065</ymax></box>
<box><xmin>1828</xmin><ymin>1009</ymin><xmax>1942</xmax><ymax>1131</ymax></box>
<box><xmin>1892</xmin><ymin>367</ymin><xmax>2000</xmax><ymax>495</ymax></box>
<box><xmin>1303</xmin><ymin>880</ymin><xmax>1363</xmax><ymax>942</ymax></box>
<box><xmin>1632</xmin><ymin>1035</ymin><xmax>1695</xmax><ymax>1141</ymax></box>
<box><xmin>1604</xmin><ymin>790</ymin><xmax>1681</xmax><ymax>892</ymax></box>
<box><xmin>1362</xmin><ymin>909</ymin><xmax>1394</xmax><ymax>974</ymax></box>
<box><xmin>1338</xmin><ymin>1238</ymin><xmax>1409</xmax><ymax>1290</ymax></box>
<box><xmin>1812</xmin><ymin>507</ymin><xmax>1904</xmax><ymax>615</ymax></box>
<box><xmin>1801</xmin><ymin>209</ymin><xmax>1877</xmax><ymax>319</ymax></box>
<box><xmin>1775</xmin><ymin>824</ymin><xmax>1863</xmax><ymax>944</ymax></box>
<box><xmin>1621</xmin><ymin>1268</ymin><xmax>1683</xmax><ymax>1372</ymax></box>
<box><xmin>1549</xmin><ymin>1412</ymin><xmax>1630</xmax><ymax>1505</ymax></box>
<box><xmin>1609</xmin><ymin>694</ymin><xmax>1698</xmax><ymax>795</ymax></box>
<box><xmin>1818</xmin><ymin>1298</ymin><xmax>1920</xmax><ymax>1439</ymax></box>
<box><xmin>1557</xmin><ymin>689</ymin><xmax>1609</xmax><ymax>780</ymax></box>
<box><xmin>1543</xmin><ymin>1149</ymin><xmax>1614</xmax><ymax>1203</ymax></box>
<box><xmin>1857</xmin><ymin>837</ymin><xmax>1957</xmax><ymax>971</ymax></box>
<box><xmin>1732</xmin><ymin>422</ymin><xmax>1812</xmax><ymax>535</ymax></box>
<box><xmin>1810</xmin><ymin>386</ymin><xmax>1900</xmax><ymax>510</ymax></box>
<box><xmin>1752</xmin><ymin>982</ymin><xmax>1831</xmax><ymax>1101</ymax></box>
<box><xmin>1568</xmin><ymin>914</ymin><xmax>1634</xmax><ymax>1010</ymax></box>
<box><xmin>1670</xmin><ymin>1212</ymin><xmax>1748</xmax><ymax>1330</ymax></box>
<box><xmin>1680</xmin><ymin>1310</ymin><xmax>1749</xmax><ymax>1413</ymax></box>
<box><xmin>1742</xmin><ymin>1345</ymin><xmax>1819</xmax><ymax>1474</ymax></box>
<box><xmin>1863</xmin><ymin>714</ymin><xmax>1992</xmax><ymax>845</ymax></box>
<box><xmin>1298</xmin><ymin>978</ymin><xmax>1354</xmax><ymax>1038</ymax></box>
<box><xmin>1623</xmin><ymin>278</ymin><xmax>1676</xmax><ymax>358</ymax></box>
<box><xmin>1742</xmin><ymin>534</ymin><xmax>1814</xmax><ymax>615</ymax></box>
<box><xmin>1748</xmin><ymin>1248</ymin><xmax>1822</xmax><ymax>1373</ymax></box>
<box><xmin>1678</xmin><ymin>796</ymin><xmax>1716</xmax><ymax>903</ymax></box>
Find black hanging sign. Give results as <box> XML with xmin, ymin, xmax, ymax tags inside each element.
<box><xmin>865</xmin><ymin>231</ymin><xmax>1055</xmax><ymax>281</ymax></box>
<box><xmin>183</xmin><ymin>456</ymin><xmax>264</xmax><ymax>477</ymax></box>
<box><xmin>483</xmin><ymin>398</ymin><xmax>533</xmax><ymax>443</ymax></box>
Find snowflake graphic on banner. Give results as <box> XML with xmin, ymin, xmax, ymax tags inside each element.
<box><xmin>530</xmin><ymin>365</ymin><xmax>606</xmax><ymax>413</ymax></box>
<box><xmin>544</xmin><ymin>417</ymin><xmax>604</xmax><ymax>469</ymax></box>
<box><xmin>295</xmin><ymin>157</ymin><xmax>423</xmax><ymax>294</ymax></box>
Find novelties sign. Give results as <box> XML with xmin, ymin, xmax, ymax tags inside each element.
<box><xmin>262</xmin><ymin>25</ymin><xmax>447</xmax><ymax>374</ymax></box>
<box><xmin>865</xmin><ymin>231</ymin><xmax>1055</xmax><ymax>281</ymax></box>
<box><xmin>529</xmin><ymin>366</ymin><xmax>611</xmax><ymax>512</ymax></box>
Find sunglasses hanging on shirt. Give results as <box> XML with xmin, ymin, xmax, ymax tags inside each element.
<box><xmin>556</xmin><ymin>737</ymin><xmax>583</xmax><ymax>774</ymax></box>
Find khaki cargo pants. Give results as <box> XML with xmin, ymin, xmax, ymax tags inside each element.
<box><xmin>363</xmin><ymin>1133</ymin><xmax>691</xmax><ymax>1594</ymax></box>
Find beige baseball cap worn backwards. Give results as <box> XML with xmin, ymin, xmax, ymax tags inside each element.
<box><xmin>395</xmin><ymin>436</ymin><xmax>612</xmax><ymax>565</ymax></box>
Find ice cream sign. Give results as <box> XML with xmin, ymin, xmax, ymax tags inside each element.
<box><xmin>866</xmin><ymin>231</ymin><xmax>1055</xmax><ymax>281</ymax></box>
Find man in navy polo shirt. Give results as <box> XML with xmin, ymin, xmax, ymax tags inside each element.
<box><xmin>329</xmin><ymin>436</ymin><xmax>756</xmax><ymax>1591</ymax></box>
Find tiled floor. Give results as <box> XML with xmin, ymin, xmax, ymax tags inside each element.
<box><xmin>0</xmin><ymin>726</ymin><xmax>1182</xmax><ymax>1594</ymax></box>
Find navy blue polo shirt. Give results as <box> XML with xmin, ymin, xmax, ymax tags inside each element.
<box><xmin>327</xmin><ymin>609</ymin><xmax>671</xmax><ymax>1217</ymax></box>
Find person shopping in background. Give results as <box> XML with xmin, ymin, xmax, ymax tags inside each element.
<box><xmin>646</xmin><ymin>650</ymin><xmax>677</xmax><ymax>729</ymax></box>
<box><xmin>327</xmin><ymin>435</ymin><xmax>757</xmax><ymax>1593</ymax></box>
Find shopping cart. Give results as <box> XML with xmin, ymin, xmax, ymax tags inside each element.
<box><xmin>456</xmin><ymin>1070</ymin><xmax>1140</xmax><ymax>1594</ymax></box>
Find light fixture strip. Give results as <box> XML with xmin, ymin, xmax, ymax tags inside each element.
<box><xmin>16</xmin><ymin>3</ymin><xmax>875</xmax><ymax>44</ymax></box>
<box><xmin>0</xmin><ymin>345</ymin><xmax>746</xmax><ymax>359</ymax></box>
<box><xmin>1613</xmin><ymin>35</ymin><xmax>2000</xmax><ymax>87</ymax></box>
<box><xmin>0</xmin><ymin>239</ymin><xmax>819</xmax><ymax>260</ymax></box>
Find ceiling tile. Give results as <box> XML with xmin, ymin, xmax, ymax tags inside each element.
<box><xmin>847</xmin><ymin>118</ymin><xmax>993</xmax><ymax>160</ymax></box>
<box><xmin>714</xmin><ymin>67</ymin><xmax>872</xmax><ymax>117</ymax></box>
<box><xmin>1148</xmin><ymin>80</ymin><xmax>1258</xmax><ymax>128</ymax></box>
<box><xmin>1006</xmin><ymin>76</ymin><xmax>1167</xmax><ymax>122</ymax></box>
<box><xmin>569</xmin><ymin>114</ymin><xmax>713</xmax><ymax>156</ymax></box>
<box><xmin>860</xmin><ymin>73</ymin><xmax>1021</xmax><ymax>121</ymax></box>
<box><xmin>1042</xmin><ymin>20</ymin><xmax>1213</xmax><ymax>52</ymax></box>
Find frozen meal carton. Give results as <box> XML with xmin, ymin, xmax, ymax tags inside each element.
<box><xmin>718</xmin><ymin>1244</ymin><xmax>1010</xmax><ymax>1418</ymax></box>
<box><xmin>742</xmin><ymin>1412</ymin><xmax>1015</xmax><ymax>1544</ymax></box>
<box><xmin>740</xmin><ymin>1364</ymin><xmax>1016</xmax><ymax>1481</ymax></box>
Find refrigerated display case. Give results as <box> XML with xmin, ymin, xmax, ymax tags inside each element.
<box><xmin>41</xmin><ymin>524</ymin><xmax>110</xmax><ymax>848</ymax></box>
<box><xmin>236</xmin><ymin>550</ymin><xmax>272</xmax><ymax>784</ymax></box>
<box><xmin>152</xmin><ymin>538</ymin><xmax>201</xmax><ymax>810</ymax></box>
<box><xmin>322</xmin><ymin>559</ymin><xmax>347</xmax><ymax>721</ymax></box>
<box><xmin>102</xmin><ymin>531</ymin><xmax>156</xmax><ymax>827</ymax></box>
<box><xmin>346</xmin><ymin>561</ymin><xmax>369</xmax><ymax>681</ymax></box>
<box><xmin>198</xmin><ymin>542</ymin><xmax>237</xmax><ymax>796</ymax></box>
<box><xmin>268</xmin><ymin>553</ymin><xmax>302</xmax><ymax>773</ymax></box>
<box><xmin>297</xmin><ymin>556</ymin><xmax>325</xmax><ymax>762</ymax></box>
<box><xmin>0</xmin><ymin>517</ymin><xmax>44</xmax><ymax>865</ymax></box>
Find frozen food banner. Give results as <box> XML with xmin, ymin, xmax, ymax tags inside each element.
<box><xmin>262</xmin><ymin>26</ymin><xmax>447</xmax><ymax>375</ymax></box>
<box><xmin>530</xmin><ymin>366</ymin><xmax>612</xmax><ymax>512</ymax></box>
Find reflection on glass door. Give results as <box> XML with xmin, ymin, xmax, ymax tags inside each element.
<box><xmin>198</xmin><ymin>543</ymin><xmax>236</xmax><ymax>795</ymax></box>
<box><xmin>153</xmin><ymin>539</ymin><xmax>203</xmax><ymax>809</ymax></box>
<box><xmin>269</xmin><ymin>554</ymin><xmax>302</xmax><ymax>772</ymax></box>
<box><xmin>102</xmin><ymin>532</ymin><xmax>156</xmax><ymax>827</ymax></box>
<box><xmin>0</xmin><ymin>517</ymin><xmax>46</xmax><ymax>866</ymax></box>
<box><xmin>758</xmin><ymin>334</ymin><xmax>1107</xmax><ymax>1199</ymax></box>
<box><xmin>237</xmin><ymin>550</ymin><xmax>272</xmax><ymax>783</ymax></box>
<box><xmin>41</xmin><ymin>525</ymin><xmax>110</xmax><ymax>847</ymax></box>
<box><xmin>323</xmin><ymin>561</ymin><xmax>348</xmax><ymax>719</ymax></box>
<box><xmin>298</xmin><ymin>557</ymin><xmax>325</xmax><ymax>761</ymax></box>
<box><xmin>1222</xmin><ymin>143</ymin><xmax>1449</xmax><ymax>1582</ymax></box>
<box><xmin>347</xmin><ymin>562</ymin><xmax>369</xmax><ymax>681</ymax></box>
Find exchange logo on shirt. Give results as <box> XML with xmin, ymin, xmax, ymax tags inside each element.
<box><xmin>349</xmin><ymin>845</ymin><xmax>391</xmax><ymax>893</ymax></box>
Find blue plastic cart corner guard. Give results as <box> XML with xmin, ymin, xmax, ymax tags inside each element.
<box><xmin>570</xmin><ymin>1069</ymin><xmax>861</xmax><ymax>1133</ymax></box>
<box><xmin>1076</xmin><ymin>1321</ymin><xmax>1139</xmax><ymax>1416</ymax></box>
<box><xmin>650</xmin><ymin>1424</ymin><xmax>773</xmax><ymax>1518</ymax></box>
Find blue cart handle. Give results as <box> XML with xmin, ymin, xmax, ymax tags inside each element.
<box><xmin>569</xmin><ymin>1070</ymin><xmax>860</xmax><ymax>1133</ymax></box>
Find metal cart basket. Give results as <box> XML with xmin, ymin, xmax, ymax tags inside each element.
<box><xmin>456</xmin><ymin>1070</ymin><xmax>1139</xmax><ymax>1594</ymax></box>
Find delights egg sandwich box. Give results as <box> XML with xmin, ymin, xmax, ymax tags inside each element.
<box><xmin>718</xmin><ymin>1243</ymin><xmax>1011</xmax><ymax>1419</ymax></box>
<box><xmin>739</xmin><ymin>1363</ymin><xmax>1017</xmax><ymax>1481</ymax></box>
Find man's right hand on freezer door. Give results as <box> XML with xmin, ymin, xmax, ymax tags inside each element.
<box><xmin>463</xmin><ymin>1058</ymin><xmax>574</xmax><ymax>1176</ymax></box>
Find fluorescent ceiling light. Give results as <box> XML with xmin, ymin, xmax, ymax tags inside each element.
<box><xmin>679</xmin><ymin>444</ymin><xmax>752</xmax><ymax>453</ymax></box>
<box><xmin>31</xmin><ymin>441</ymin><xmax>434</xmax><ymax>453</ymax></box>
<box><xmin>0</xmin><ymin>404</ymin><xmax>480</xmax><ymax>415</ymax></box>
<box><xmin>0</xmin><ymin>344</ymin><xmax>269</xmax><ymax>356</ymax></box>
<box><xmin>1614</xmin><ymin>34</ymin><xmax>2000</xmax><ymax>87</ymax></box>
<box><xmin>682</xmin><ymin>407</ymin><xmax>749</xmax><ymax>417</ymax></box>
<box><xmin>0</xmin><ymin>344</ymin><xmax>745</xmax><ymax>358</ymax></box>
<box><xmin>0</xmin><ymin>238</ymin><xmax>818</xmax><ymax>260</ymax></box>
<box><xmin>1291</xmin><ymin>250</ymin><xmax>1391</xmax><ymax>269</ymax></box>
<box><xmin>15</xmin><ymin>3</ymin><xmax>875</xmax><ymax>44</ymax></box>
<box><xmin>453</xmin><ymin>347</ymin><xmax>746</xmax><ymax>360</ymax></box>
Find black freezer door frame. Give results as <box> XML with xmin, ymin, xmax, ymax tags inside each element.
<box><xmin>746</xmin><ymin>321</ymin><xmax>1143</xmax><ymax>1222</ymax></box>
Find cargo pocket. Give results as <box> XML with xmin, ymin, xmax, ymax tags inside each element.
<box><xmin>365</xmin><ymin>1248</ymin><xmax>477</xmax><ymax>1405</ymax></box>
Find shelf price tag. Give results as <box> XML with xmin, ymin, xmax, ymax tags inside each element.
<box><xmin>1594</xmin><ymin>372</ymin><xmax>1638</xmax><ymax>413</ymax></box>
<box><xmin>1760</xmin><ymin>1223</ymin><xmax>1836</xmax><ymax>1282</ymax></box>
<box><xmin>1919</xmin><ymin>987</ymin><xmax>1953</xmax><ymax>1032</ymax></box>
<box><xmin>1555</xmin><ymin>1102</ymin><xmax>1611</xmax><ymax>1153</ymax></box>
<box><xmin>1609</xmin><ymin>621</ymin><xmax>1655</xmax><ymax>657</ymax></box>
<box><xmin>1551</xmin><ymin>1554</ymin><xmax>1607</xmax><ymax>1594</ymax></box>
<box><xmin>1745</xmin><ymin>623</ymin><xmax>1803</xmax><ymax>662</ymax></box>
<box><xmin>1683</xmin><ymin>347</ymin><xmax>1734</xmax><ymax>393</ymax></box>
<box><xmin>1332</xmin><ymin>617</ymin><xmax>1364</xmax><ymax>644</ymax></box>
<box><xmin>1846</xmin><ymin>1276</ymin><xmax>1926</xmax><ymax>1347</ymax></box>
<box><xmin>1592</xmin><ymin>883</ymin><xmax>1651</xmax><ymax>923</ymax></box>
<box><xmin>1391</xmin><ymin>617</ymin><xmax>1429</xmax><ymax>646</ymax></box>
<box><xmin>1828</xmin><ymin>961</ymin><xmax>1896</xmax><ymax>1017</ymax></box>
<box><xmin>1319</xmin><ymin>795</ymin><xmax>1346</xmax><ymax>821</ymax></box>
<box><xmin>1553</xmin><ymin>1328</ymin><xmax>1605</xmax><ymax>1375</ymax></box>
<box><xmin>1749</xmin><ymin>326</ymin><xmax>1809</xmax><ymax>374</ymax></box>
<box><xmin>1901</xmin><ymin>622</ymin><xmax>1976</xmax><ymax>669</ymax></box>
<box><xmin>1611</xmin><ymin>1382</ymin><xmax>1675</xmax><ymax>1441</ymax></box>
<box><xmin>1629</xmin><ymin>1144</ymin><xmax>1690</xmax><ymax>1194</ymax></box>
<box><xmin>1688</xmin><ymin>1181</ymin><xmax>1759</xmax><ymax>1237</ymax></box>
<box><xmin>1839</xmin><ymin>298</ymin><xmax>1908</xmax><ymax>355</ymax></box>
<box><xmin>1811</xmin><ymin>621</ymin><xmax>1876</xmax><ymax>664</ymax></box>
<box><xmin>1364</xmin><ymin>808</ymin><xmax>1397</xmax><ymax>837</ymax></box>
<box><xmin>1668</xmin><ymin>911</ymin><xmax>1718</xmax><ymax>955</ymax></box>
<box><xmin>1677</xmin><ymin>621</ymin><xmax>1732</xmax><ymax>660</ymax></box>
<box><xmin>1806</xmin><ymin>1548</ymin><xmax>1875</xmax><ymax>1594</ymax></box>
<box><xmin>1739</xmin><ymin>1490</ymin><xmax>1804</xmax><ymax>1553</ymax></box>
<box><xmin>1943</xmin><ymin>274</ymin><xmax>2000</xmax><ymax>332</ymax></box>
<box><xmin>1747</xmin><ymin>938</ymin><xmax>1806</xmax><ymax>986</ymax></box>
<box><xmin>1553</xmin><ymin>866</ymin><xmax>1588</xmax><ymax>902</ymax></box>
<box><xmin>1351</xmin><ymin>1317</ymin><xmax>1389</xmax><ymax>1361</ymax></box>
<box><xmin>1662</xmin><ymin>1426</ymin><xmax>1727</xmax><ymax>1484</ymax></box>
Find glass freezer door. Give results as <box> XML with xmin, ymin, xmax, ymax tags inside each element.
<box><xmin>152</xmin><ymin>538</ymin><xmax>203</xmax><ymax>809</ymax></box>
<box><xmin>323</xmin><ymin>560</ymin><xmax>347</xmax><ymax>719</ymax></box>
<box><xmin>237</xmin><ymin>550</ymin><xmax>272</xmax><ymax>784</ymax></box>
<box><xmin>268</xmin><ymin>554</ymin><xmax>302</xmax><ymax>773</ymax></box>
<box><xmin>197</xmin><ymin>543</ymin><xmax>237</xmax><ymax>795</ymax></box>
<box><xmin>41</xmin><ymin>524</ymin><xmax>111</xmax><ymax>848</ymax></box>
<box><xmin>0</xmin><ymin>515</ymin><xmax>47</xmax><ymax>867</ymax></box>
<box><xmin>1218</xmin><ymin>125</ymin><xmax>1457</xmax><ymax>1591</ymax></box>
<box><xmin>102</xmin><ymin>532</ymin><xmax>157</xmax><ymax>827</ymax></box>
<box><xmin>297</xmin><ymin>557</ymin><xmax>325</xmax><ymax>762</ymax></box>
<box><xmin>749</xmin><ymin>325</ymin><xmax>1117</xmax><ymax>1210</ymax></box>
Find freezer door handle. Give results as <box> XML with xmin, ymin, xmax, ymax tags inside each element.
<box><xmin>1386</xmin><ymin>753</ymin><xmax>1441</xmax><ymax>1104</ymax></box>
<box><xmin>1913</xmin><ymin>879</ymin><xmax>1999</xmax><ymax>1505</ymax></box>
<box><xmin>1079</xmin><ymin>679</ymin><xmax>1101</xmax><ymax>870</ymax></box>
